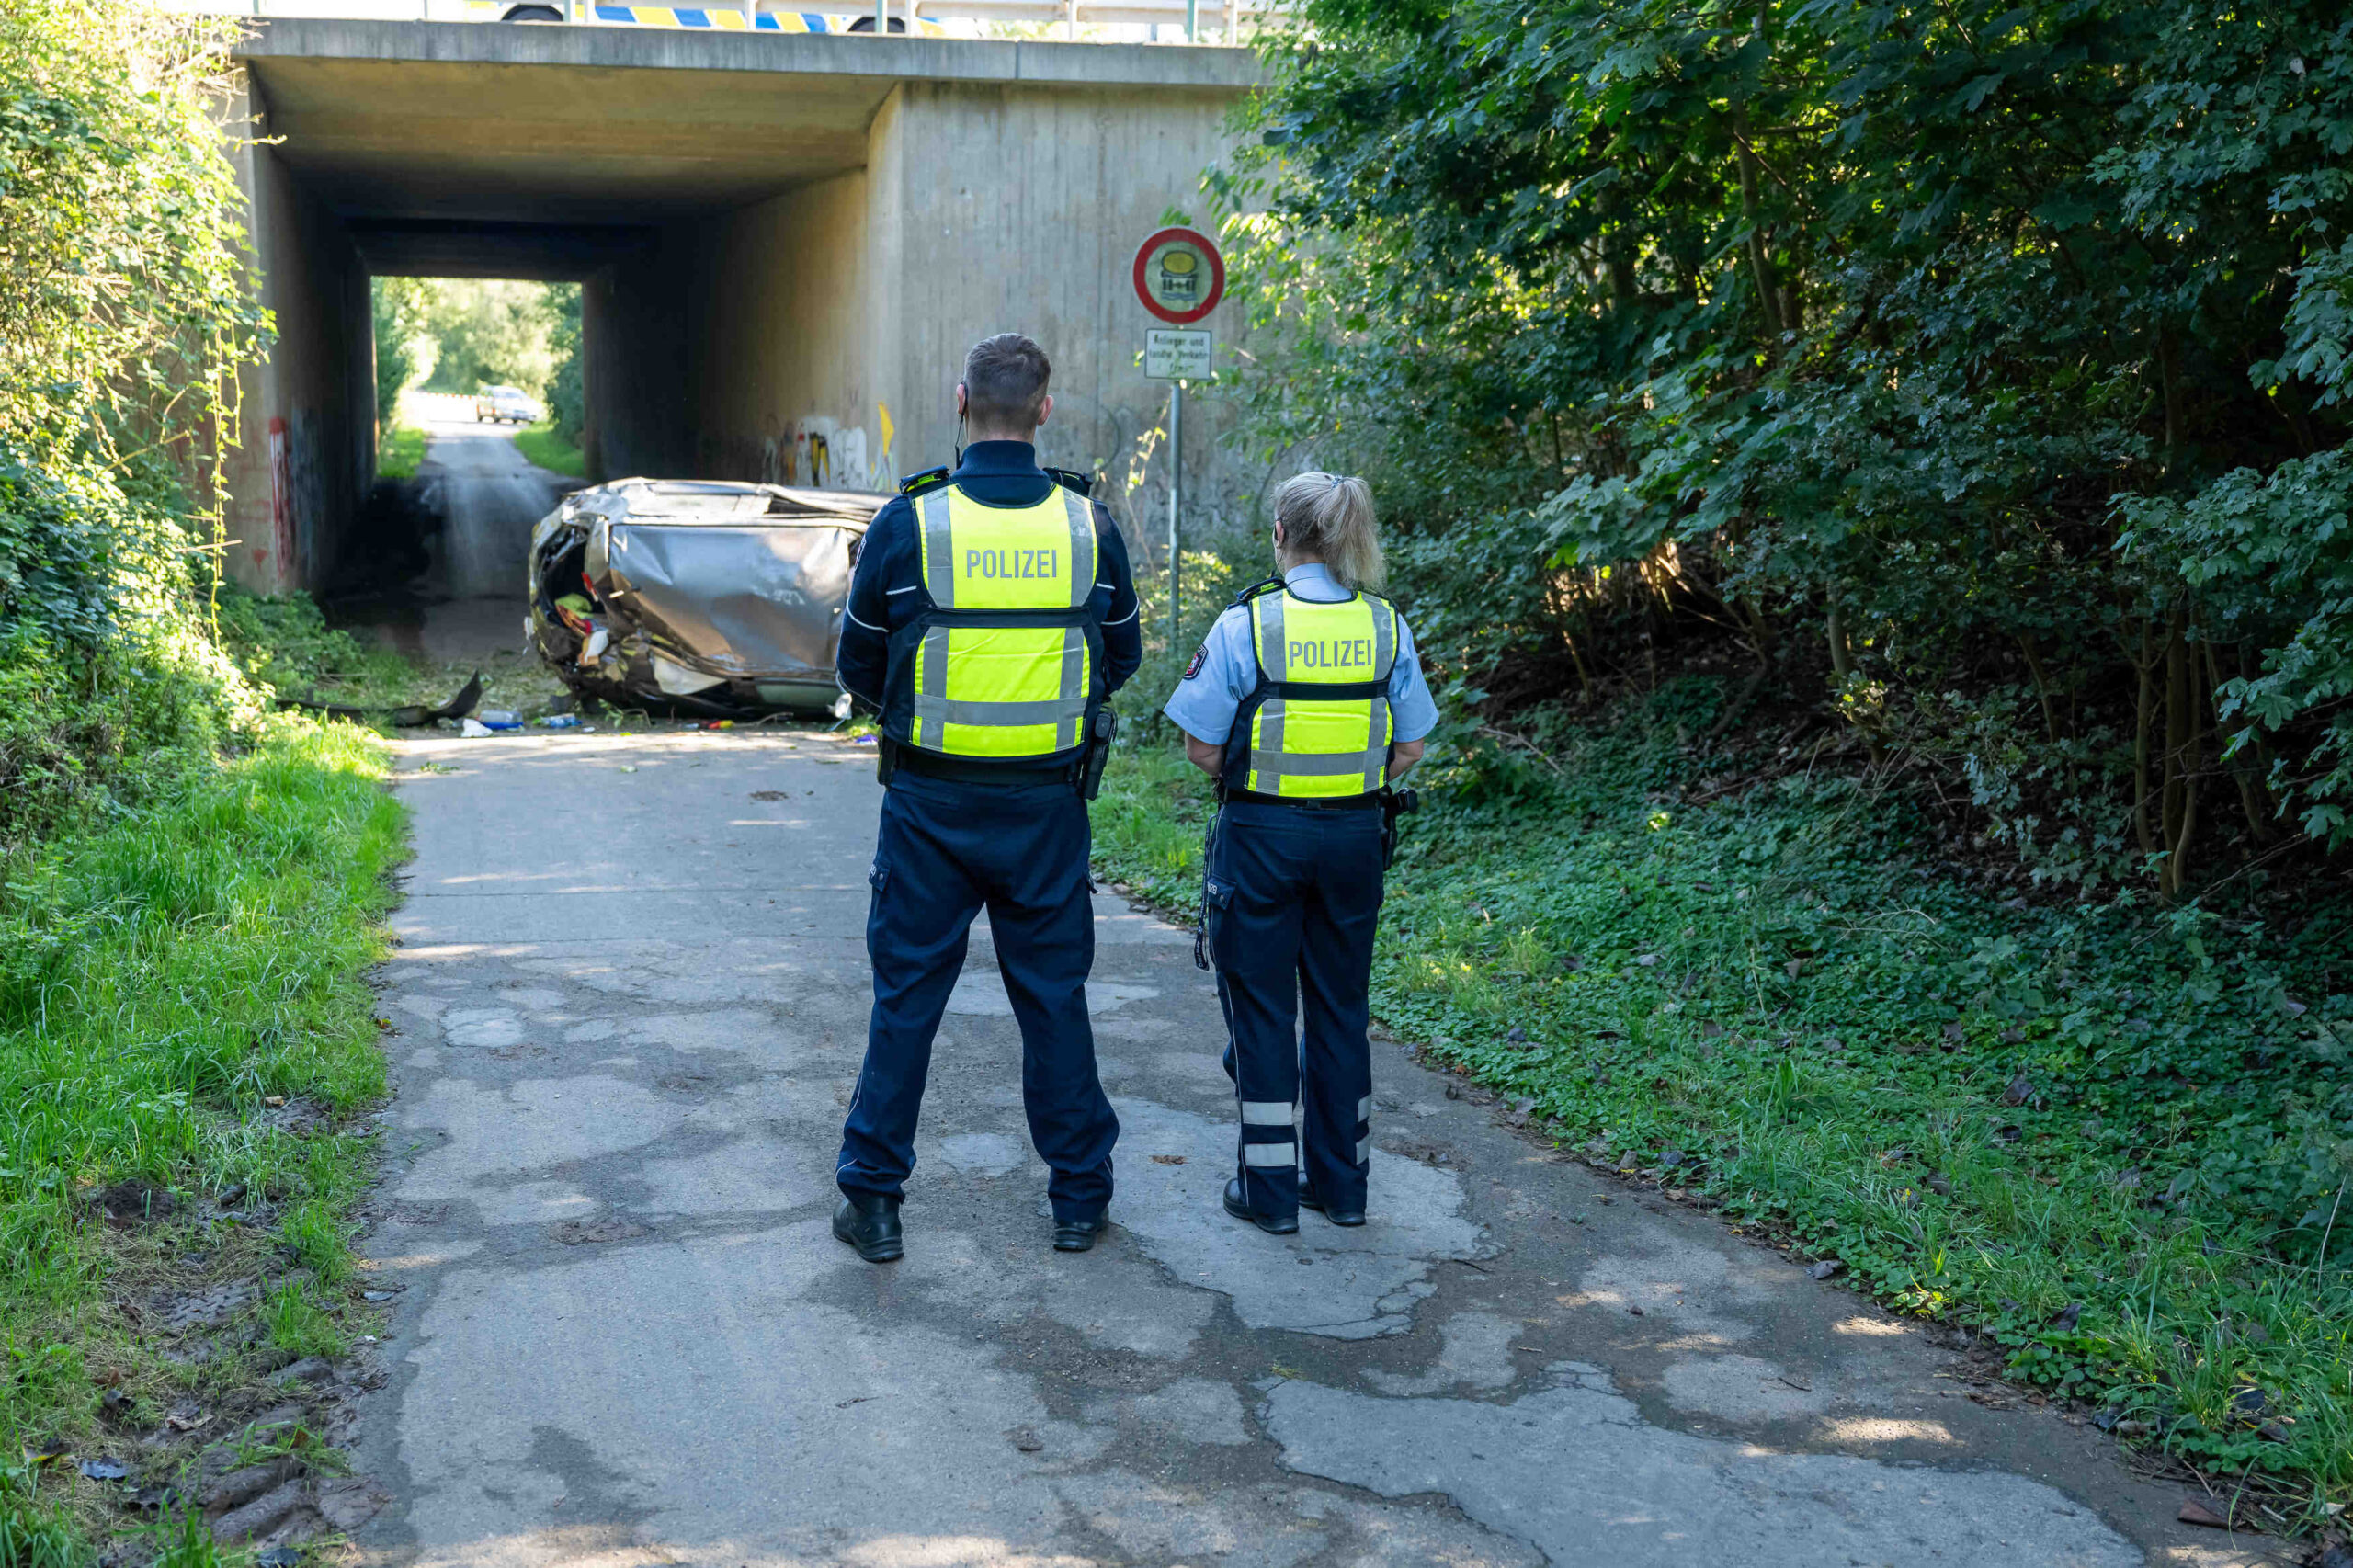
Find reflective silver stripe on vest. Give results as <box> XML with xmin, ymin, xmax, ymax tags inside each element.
<box><xmin>1062</xmin><ymin>490</ymin><xmax>1096</xmax><ymax>610</ymax></box>
<box><xmin>1247</xmin><ymin>748</ymin><xmax>1379</xmax><ymax>778</ymax></box>
<box><xmin>1246</xmin><ymin>584</ymin><xmax>1282</xmax><ymax>790</ymax></box>
<box><xmin>919</xmin><ymin>490</ymin><xmax>956</xmax><ymax>608</ymax></box>
<box><xmin>1252</xmin><ymin>697</ymin><xmax>1287</xmax><ymax>791</ymax></box>
<box><xmin>909</xmin><ymin>625</ymin><xmax>1087</xmax><ymax>745</ymax></box>
<box><xmin>1363</xmin><ymin>601</ymin><xmax>1398</xmax><ymax>790</ymax></box>
<box><xmin>920</xmin><ymin>696</ymin><xmax>1074</xmax><ymax>725</ymax></box>
<box><xmin>914</xmin><ymin>624</ymin><xmax>950</xmax><ymax>746</ymax></box>
<box><xmin>1256</xmin><ymin>591</ymin><xmax>1287</xmax><ymax>677</ymax></box>
<box><xmin>1058</xmin><ymin>624</ymin><xmax>1086</xmax><ymax>750</ymax></box>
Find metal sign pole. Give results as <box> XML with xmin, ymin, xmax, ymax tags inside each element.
<box><xmin>1135</xmin><ymin>227</ymin><xmax>1222</xmax><ymax>654</ymax></box>
<box><xmin>1167</xmin><ymin>381</ymin><xmax>1183</xmax><ymax>653</ymax></box>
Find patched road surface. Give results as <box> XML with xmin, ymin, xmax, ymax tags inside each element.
<box><xmin>358</xmin><ymin>728</ymin><xmax>2263</xmax><ymax>1567</ymax></box>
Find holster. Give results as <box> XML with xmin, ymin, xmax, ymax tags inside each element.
<box><xmin>1193</xmin><ymin>804</ymin><xmax>1222</xmax><ymax>972</ymax></box>
<box><xmin>1077</xmin><ymin>707</ymin><xmax>1119</xmax><ymax>801</ymax></box>
<box><xmin>876</xmin><ymin>733</ymin><xmax>899</xmax><ymax>788</ymax></box>
<box><xmin>1379</xmin><ymin>786</ymin><xmax>1418</xmax><ymax>870</ymax></box>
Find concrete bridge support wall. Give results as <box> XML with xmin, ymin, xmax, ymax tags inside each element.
<box><xmin>676</xmin><ymin>76</ymin><xmax>1242</xmax><ymax>542</ymax></box>
<box><xmin>223</xmin><ymin>20</ymin><xmax>1257</xmax><ymax>594</ymax></box>
<box><xmin>224</xmin><ymin>78</ymin><xmax>376</xmax><ymax>595</ymax></box>
<box><xmin>681</xmin><ymin>165</ymin><xmax>878</xmax><ymax>488</ymax></box>
<box><xmin>581</xmin><ymin>231</ymin><xmax>700</xmax><ymax>483</ymax></box>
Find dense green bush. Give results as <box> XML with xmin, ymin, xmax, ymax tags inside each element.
<box><xmin>0</xmin><ymin>0</ymin><xmax>258</xmax><ymax>471</ymax></box>
<box><xmin>0</xmin><ymin>0</ymin><xmax>269</xmax><ymax>861</ymax></box>
<box><xmin>547</xmin><ymin>281</ymin><xmax>585</xmax><ymax>445</ymax></box>
<box><xmin>2121</xmin><ymin>449</ymin><xmax>2353</xmax><ymax>849</ymax></box>
<box><xmin>1212</xmin><ymin>0</ymin><xmax>2353</xmax><ymax>896</ymax></box>
<box><xmin>0</xmin><ymin>449</ymin><xmax>257</xmax><ymax>857</ymax></box>
<box><xmin>373</xmin><ymin>276</ymin><xmax>425</xmax><ymax>437</ymax></box>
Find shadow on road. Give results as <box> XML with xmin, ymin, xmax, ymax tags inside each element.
<box><xmin>330</xmin><ymin>405</ymin><xmax>584</xmax><ymax>668</ymax></box>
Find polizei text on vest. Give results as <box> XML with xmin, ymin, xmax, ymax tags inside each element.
<box><xmin>966</xmin><ymin>548</ymin><xmax>1062</xmax><ymax>579</ymax></box>
<box><xmin>1288</xmin><ymin>637</ymin><xmax>1376</xmax><ymax>669</ymax></box>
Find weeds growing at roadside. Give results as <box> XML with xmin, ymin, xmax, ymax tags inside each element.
<box><xmin>1092</xmin><ymin>681</ymin><xmax>2353</xmax><ymax>1529</ymax></box>
<box><xmin>374</xmin><ymin>422</ymin><xmax>426</xmax><ymax>481</ymax></box>
<box><xmin>512</xmin><ymin>420</ymin><xmax>586</xmax><ymax>479</ymax></box>
<box><xmin>0</xmin><ymin>718</ymin><xmax>402</xmax><ymax>1549</ymax></box>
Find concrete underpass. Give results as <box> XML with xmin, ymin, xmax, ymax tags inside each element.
<box><xmin>222</xmin><ymin>17</ymin><xmax>1254</xmax><ymax>594</ymax></box>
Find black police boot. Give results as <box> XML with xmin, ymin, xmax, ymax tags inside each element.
<box><xmin>1222</xmin><ymin>1178</ymin><xmax>1299</xmax><ymax>1235</ymax></box>
<box><xmin>833</xmin><ymin>1192</ymin><xmax>904</xmax><ymax>1263</ymax></box>
<box><xmin>1299</xmin><ymin>1184</ymin><xmax>1366</xmax><ymax>1228</ymax></box>
<box><xmin>1052</xmin><ymin>1214</ymin><xmax>1108</xmax><ymax>1253</ymax></box>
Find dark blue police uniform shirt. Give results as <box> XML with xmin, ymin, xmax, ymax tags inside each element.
<box><xmin>835</xmin><ymin>439</ymin><xmax>1143</xmax><ymax>710</ymax></box>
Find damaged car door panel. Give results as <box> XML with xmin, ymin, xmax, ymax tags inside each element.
<box><xmin>529</xmin><ymin>478</ymin><xmax>886</xmax><ymax>715</ymax></box>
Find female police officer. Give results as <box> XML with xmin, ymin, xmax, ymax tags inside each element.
<box><xmin>1162</xmin><ymin>472</ymin><xmax>1438</xmax><ymax>1233</ymax></box>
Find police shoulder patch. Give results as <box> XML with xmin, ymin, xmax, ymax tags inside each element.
<box><xmin>1181</xmin><ymin>643</ymin><xmax>1208</xmax><ymax>680</ymax></box>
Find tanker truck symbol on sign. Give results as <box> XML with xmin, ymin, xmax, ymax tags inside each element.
<box><xmin>1157</xmin><ymin>249</ymin><xmax>1199</xmax><ymax>305</ymax></box>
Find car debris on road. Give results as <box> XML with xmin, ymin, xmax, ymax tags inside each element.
<box><xmin>527</xmin><ymin>478</ymin><xmax>884</xmax><ymax>718</ymax></box>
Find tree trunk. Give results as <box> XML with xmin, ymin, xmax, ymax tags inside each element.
<box><xmin>2155</xmin><ymin>328</ymin><xmax>2186</xmax><ymax>476</ymax></box>
<box><xmin>1733</xmin><ymin>109</ymin><xmax>1782</xmax><ymax>344</ymax></box>
<box><xmin>2206</xmin><ymin>641</ymin><xmax>2273</xmax><ymax>846</ymax></box>
<box><xmin>2131</xmin><ymin>616</ymin><xmax>2158</xmax><ymax>858</ymax></box>
<box><xmin>1825</xmin><ymin>593</ymin><xmax>1883</xmax><ymax>765</ymax></box>
<box><xmin>2018</xmin><ymin>632</ymin><xmax>2060</xmax><ymax>742</ymax></box>
<box><xmin>2159</xmin><ymin>607</ymin><xmax>2198</xmax><ymax>896</ymax></box>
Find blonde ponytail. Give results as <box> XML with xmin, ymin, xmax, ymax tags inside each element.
<box><xmin>1273</xmin><ymin>471</ymin><xmax>1385</xmax><ymax>593</ymax></box>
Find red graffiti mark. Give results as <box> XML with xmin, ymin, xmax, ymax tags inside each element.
<box><xmin>267</xmin><ymin>416</ymin><xmax>293</xmax><ymax>582</ymax></box>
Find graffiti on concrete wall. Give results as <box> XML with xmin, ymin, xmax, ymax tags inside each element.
<box><xmin>260</xmin><ymin>409</ymin><xmax>333</xmax><ymax>587</ymax></box>
<box><xmin>744</xmin><ymin>406</ymin><xmax>898</xmax><ymax>493</ymax></box>
<box><xmin>267</xmin><ymin>416</ymin><xmax>294</xmax><ymax>581</ymax></box>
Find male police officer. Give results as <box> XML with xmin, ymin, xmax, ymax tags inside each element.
<box><xmin>832</xmin><ymin>333</ymin><xmax>1142</xmax><ymax>1262</ymax></box>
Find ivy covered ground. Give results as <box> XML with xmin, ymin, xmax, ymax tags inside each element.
<box><xmin>1089</xmin><ymin>684</ymin><xmax>2353</xmax><ymax>1533</ymax></box>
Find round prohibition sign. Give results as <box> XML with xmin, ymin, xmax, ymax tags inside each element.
<box><xmin>1132</xmin><ymin>226</ymin><xmax>1226</xmax><ymax>324</ymax></box>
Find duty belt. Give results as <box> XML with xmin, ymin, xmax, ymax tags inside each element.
<box><xmin>881</xmin><ymin>718</ymin><xmax>1117</xmax><ymax>799</ymax></box>
<box><xmin>1218</xmin><ymin>786</ymin><xmax>1383</xmax><ymax>810</ymax></box>
<box><xmin>887</xmin><ymin>741</ymin><xmax>1074</xmax><ymax>788</ymax></box>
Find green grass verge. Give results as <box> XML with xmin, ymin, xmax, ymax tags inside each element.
<box><xmin>375</xmin><ymin>422</ymin><xmax>426</xmax><ymax>481</ymax></box>
<box><xmin>0</xmin><ymin>716</ymin><xmax>405</xmax><ymax>1553</ymax></box>
<box><xmin>1091</xmin><ymin>686</ymin><xmax>2353</xmax><ymax>1531</ymax></box>
<box><xmin>513</xmin><ymin>420</ymin><xmax>585</xmax><ymax>479</ymax></box>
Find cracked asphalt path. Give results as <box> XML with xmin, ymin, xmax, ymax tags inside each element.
<box><xmin>355</xmin><ymin>727</ymin><xmax>2266</xmax><ymax>1567</ymax></box>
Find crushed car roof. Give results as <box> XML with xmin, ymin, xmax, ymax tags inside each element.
<box><xmin>562</xmin><ymin>478</ymin><xmax>885</xmax><ymax>527</ymax></box>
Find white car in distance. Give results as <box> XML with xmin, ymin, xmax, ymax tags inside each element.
<box><xmin>474</xmin><ymin>386</ymin><xmax>544</xmax><ymax>424</ymax></box>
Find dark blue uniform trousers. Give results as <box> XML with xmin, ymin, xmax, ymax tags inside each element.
<box><xmin>1206</xmin><ymin>800</ymin><xmax>1384</xmax><ymax>1219</ymax></box>
<box><xmin>835</xmin><ymin>772</ymin><xmax>1118</xmax><ymax>1221</ymax></box>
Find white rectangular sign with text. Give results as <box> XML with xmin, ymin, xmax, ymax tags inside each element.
<box><xmin>1144</xmin><ymin>329</ymin><xmax>1213</xmax><ymax>381</ymax></box>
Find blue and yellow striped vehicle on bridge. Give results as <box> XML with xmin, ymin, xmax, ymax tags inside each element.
<box><xmin>467</xmin><ymin>0</ymin><xmax>944</xmax><ymax>30</ymax></box>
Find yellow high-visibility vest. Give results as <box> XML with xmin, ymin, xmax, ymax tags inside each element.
<box><xmin>885</xmin><ymin>482</ymin><xmax>1100</xmax><ymax>761</ymax></box>
<box><xmin>1228</xmin><ymin>586</ymin><xmax>1399</xmax><ymax>798</ymax></box>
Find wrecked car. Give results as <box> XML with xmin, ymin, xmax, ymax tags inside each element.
<box><xmin>527</xmin><ymin>478</ymin><xmax>886</xmax><ymax>715</ymax></box>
